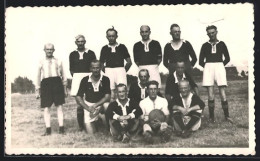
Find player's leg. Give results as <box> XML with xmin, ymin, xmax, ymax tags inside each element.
<box><xmin>109</xmin><ymin>119</ymin><xmax>124</xmax><ymax>141</ymax></box>
<box><xmin>99</xmin><ymin>102</ymin><xmax>110</xmax><ymax>131</ymax></box>
<box><xmin>143</xmin><ymin>123</ymin><xmax>153</xmax><ymax>144</ymax></box>
<box><xmin>218</xmin><ymin>86</ymin><xmax>233</xmax><ymax>123</ymax></box>
<box><xmin>42</xmin><ymin>107</ymin><xmax>51</xmax><ymax>136</ymax></box>
<box><xmin>172</xmin><ymin>112</ymin><xmax>185</xmax><ymax>132</ymax></box>
<box><xmin>83</xmin><ymin>108</ymin><xmax>97</xmax><ymax>134</ymax></box>
<box><xmin>76</xmin><ymin>104</ymin><xmax>85</xmax><ymax>131</ymax></box>
<box><xmin>207</xmin><ymin>86</ymin><xmax>215</xmax><ymax>122</ymax></box>
<box><xmin>85</xmin><ymin>122</ymin><xmax>97</xmax><ymax>134</ymax></box>
<box><xmin>56</xmin><ymin>105</ymin><xmax>64</xmax><ymax>134</ymax></box>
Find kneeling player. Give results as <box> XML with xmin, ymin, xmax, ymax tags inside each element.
<box><xmin>106</xmin><ymin>84</ymin><xmax>143</xmax><ymax>143</ymax></box>
<box><xmin>76</xmin><ymin>60</ymin><xmax>111</xmax><ymax>134</ymax></box>
<box><xmin>139</xmin><ymin>81</ymin><xmax>173</xmax><ymax>143</ymax></box>
<box><xmin>171</xmin><ymin>80</ymin><xmax>205</xmax><ymax>138</ymax></box>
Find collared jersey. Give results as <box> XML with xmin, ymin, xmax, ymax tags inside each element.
<box><xmin>77</xmin><ymin>74</ymin><xmax>111</xmax><ymax>103</ymax></box>
<box><xmin>69</xmin><ymin>49</ymin><xmax>96</xmax><ymax>74</ymax></box>
<box><xmin>139</xmin><ymin>96</ymin><xmax>169</xmax><ymax>121</ymax></box>
<box><xmin>199</xmin><ymin>41</ymin><xmax>230</xmax><ymax>67</ymax></box>
<box><xmin>37</xmin><ymin>57</ymin><xmax>67</xmax><ymax>89</ymax></box>
<box><xmin>106</xmin><ymin>98</ymin><xmax>143</xmax><ymax>120</ymax></box>
<box><xmin>163</xmin><ymin>40</ymin><xmax>197</xmax><ymax>68</ymax></box>
<box><xmin>165</xmin><ymin>71</ymin><xmax>197</xmax><ymax>99</ymax></box>
<box><xmin>128</xmin><ymin>82</ymin><xmax>148</xmax><ymax>104</ymax></box>
<box><xmin>171</xmin><ymin>93</ymin><xmax>205</xmax><ymax>111</ymax></box>
<box><xmin>133</xmin><ymin>40</ymin><xmax>162</xmax><ymax>65</ymax></box>
<box><xmin>100</xmin><ymin>43</ymin><xmax>130</xmax><ymax>68</ymax></box>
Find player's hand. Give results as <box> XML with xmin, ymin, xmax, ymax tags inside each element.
<box><xmin>183</xmin><ymin>108</ymin><xmax>191</xmax><ymax>115</ymax></box>
<box><xmin>118</xmin><ymin>116</ymin><xmax>125</xmax><ymax>122</ymax></box>
<box><xmin>160</xmin><ymin>122</ymin><xmax>168</xmax><ymax>131</ymax></box>
<box><xmin>122</xmin><ymin>115</ymin><xmax>131</xmax><ymax>120</ymax></box>
<box><xmin>64</xmin><ymin>90</ymin><xmax>68</xmax><ymax>98</ymax></box>
<box><xmin>88</xmin><ymin>106</ymin><xmax>96</xmax><ymax>113</ymax></box>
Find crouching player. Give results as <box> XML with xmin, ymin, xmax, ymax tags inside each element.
<box><xmin>76</xmin><ymin>60</ymin><xmax>110</xmax><ymax>134</ymax></box>
<box><xmin>171</xmin><ymin>80</ymin><xmax>205</xmax><ymax>138</ymax></box>
<box><xmin>139</xmin><ymin>81</ymin><xmax>173</xmax><ymax>143</ymax></box>
<box><xmin>106</xmin><ymin>84</ymin><xmax>143</xmax><ymax>143</ymax></box>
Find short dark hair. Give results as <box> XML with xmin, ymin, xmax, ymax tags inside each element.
<box><xmin>170</xmin><ymin>24</ymin><xmax>180</xmax><ymax>30</ymax></box>
<box><xmin>138</xmin><ymin>69</ymin><xmax>150</xmax><ymax>78</ymax></box>
<box><xmin>116</xmin><ymin>83</ymin><xmax>127</xmax><ymax>90</ymax></box>
<box><xmin>147</xmin><ymin>80</ymin><xmax>159</xmax><ymax>89</ymax></box>
<box><xmin>206</xmin><ymin>25</ymin><xmax>217</xmax><ymax>31</ymax></box>
<box><xmin>90</xmin><ymin>59</ymin><xmax>101</xmax><ymax>67</ymax></box>
<box><xmin>106</xmin><ymin>26</ymin><xmax>118</xmax><ymax>35</ymax></box>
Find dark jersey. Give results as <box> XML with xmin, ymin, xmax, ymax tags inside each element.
<box><xmin>77</xmin><ymin>75</ymin><xmax>111</xmax><ymax>103</ymax></box>
<box><xmin>199</xmin><ymin>41</ymin><xmax>230</xmax><ymax>67</ymax></box>
<box><xmin>69</xmin><ymin>50</ymin><xmax>96</xmax><ymax>74</ymax></box>
<box><xmin>100</xmin><ymin>44</ymin><xmax>130</xmax><ymax>68</ymax></box>
<box><xmin>133</xmin><ymin>40</ymin><xmax>162</xmax><ymax>65</ymax></box>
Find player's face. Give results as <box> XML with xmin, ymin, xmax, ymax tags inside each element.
<box><xmin>176</xmin><ymin>62</ymin><xmax>185</xmax><ymax>76</ymax></box>
<box><xmin>170</xmin><ymin>27</ymin><xmax>181</xmax><ymax>40</ymax></box>
<box><xmin>139</xmin><ymin>71</ymin><xmax>149</xmax><ymax>84</ymax></box>
<box><xmin>75</xmin><ymin>37</ymin><xmax>86</xmax><ymax>49</ymax></box>
<box><xmin>179</xmin><ymin>82</ymin><xmax>190</xmax><ymax>98</ymax></box>
<box><xmin>140</xmin><ymin>26</ymin><xmax>151</xmax><ymax>41</ymax></box>
<box><xmin>207</xmin><ymin>29</ymin><xmax>218</xmax><ymax>41</ymax></box>
<box><xmin>90</xmin><ymin>62</ymin><xmax>101</xmax><ymax>77</ymax></box>
<box><xmin>117</xmin><ymin>86</ymin><xmax>127</xmax><ymax>101</ymax></box>
<box><xmin>44</xmin><ymin>44</ymin><xmax>55</xmax><ymax>58</ymax></box>
<box><xmin>148</xmin><ymin>84</ymin><xmax>158</xmax><ymax>100</ymax></box>
<box><xmin>106</xmin><ymin>31</ymin><xmax>118</xmax><ymax>45</ymax></box>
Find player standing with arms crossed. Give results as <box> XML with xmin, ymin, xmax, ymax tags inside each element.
<box><xmin>199</xmin><ymin>25</ymin><xmax>233</xmax><ymax>123</ymax></box>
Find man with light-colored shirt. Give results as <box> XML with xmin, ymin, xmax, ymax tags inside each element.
<box><xmin>133</xmin><ymin>25</ymin><xmax>162</xmax><ymax>87</ymax></box>
<box><xmin>139</xmin><ymin>81</ymin><xmax>172</xmax><ymax>143</ymax></box>
<box><xmin>100</xmin><ymin>26</ymin><xmax>132</xmax><ymax>102</ymax></box>
<box><xmin>36</xmin><ymin>43</ymin><xmax>68</xmax><ymax>136</ymax></box>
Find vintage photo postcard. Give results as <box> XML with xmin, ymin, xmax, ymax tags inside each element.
<box><xmin>5</xmin><ymin>3</ymin><xmax>255</xmax><ymax>155</ymax></box>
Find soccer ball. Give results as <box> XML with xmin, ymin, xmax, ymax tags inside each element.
<box><xmin>148</xmin><ymin>109</ymin><xmax>166</xmax><ymax>130</ymax></box>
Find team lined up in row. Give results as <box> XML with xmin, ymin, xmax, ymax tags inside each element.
<box><xmin>36</xmin><ymin>24</ymin><xmax>232</xmax><ymax>143</ymax></box>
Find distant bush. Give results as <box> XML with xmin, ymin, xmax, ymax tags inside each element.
<box><xmin>12</xmin><ymin>76</ymin><xmax>35</xmax><ymax>94</ymax></box>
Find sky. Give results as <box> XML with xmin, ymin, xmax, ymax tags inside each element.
<box><xmin>5</xmin><ymin>4</ymin><xmax>254</xmax><ymax>85</ymax></box>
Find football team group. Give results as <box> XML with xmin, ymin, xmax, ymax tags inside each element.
<box><xmin>36</xmin><ymin>24</ymin><xmax>233</xmax><ymax>144</ymax></box>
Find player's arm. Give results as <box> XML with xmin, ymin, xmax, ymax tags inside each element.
<box><xmin>223</xmin><ymin>43</ymin><xmax>230</xmax><ymax>66</ymax></box>
<box><xmin>69</xmin><ymin>53</ymin><xmax>75</xmax><ymax>77</ymax></box>
<box><xmin>187</xmin><ymin>41</ymin><xmax>197</xmax><ymax>67</ymax></box>
<box><xmin>36</xmin><ymin>63</ymin><xmax>42</xmax><ymax>99</ymax></box>
<box><xmin>163</xmin><ymin>45</ymin><xmax>169</xmax><ymax>69</ymax></box>
<box><xmin>59</xmin><ymin>61</ymin><xmax>68</xmax><ymax>97</ymax></box>
<box><xmin>133</xmin><ymin>43</ymin><xmax>140</xmax><ymax>67</ymax></box>
<box><xmin>199</xmin><ymin>45</ymin><xmax>206</xmax><ymax>68</ymax></box>
<box><xmin>156</xmin><ymin>41</ymin><xmax>162</xmax><ymax>66</ymax></box>
<box><xmin>100</xmin><ymin>47</ymin><xmax>106</xmax><ymax>72</ymax></box>
<box><xmin>125</xmin><ymin>57</ymin><xmax>132</xmax><ymax>72</ymax></box>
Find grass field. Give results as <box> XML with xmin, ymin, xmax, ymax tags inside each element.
<box><xmin>11</xmin><ymin>80</ymin><xmax>249</xmax><ymax>148</ymax></box>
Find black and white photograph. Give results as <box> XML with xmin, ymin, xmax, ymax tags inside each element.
<box><xmin>5</xmin><ymin>3</ymin><xmax>255</xmax><ymax>155</ymax></box>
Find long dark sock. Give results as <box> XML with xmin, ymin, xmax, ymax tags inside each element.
<box><xmin>173</xmin><ymin>112</ymin><xmax>185</xmax><ymax>131</ymax></box>
<box><xmin>221</xmin><ymin>101</ymin><xmax>229</xmax><ymax>118</ymax></box>
<box><xmin>186</xmin><ymin>115</ymin><xmax>200</xmax><ymax>130</ymax></box>
<box><xmin>77</xmin><ymin>106</ymin><xmax>85</xmax><ymax>130</ymax></box>
<box><xmin>208</xmin><ymin>100</ymin><xmax>215</xmax><ymax>120</ymax></box>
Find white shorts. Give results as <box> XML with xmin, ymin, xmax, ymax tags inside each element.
<box><xmin>84</xmin><ymin>101</ymin><xmax>100</xmax><ymax>123</ymax></box>
<box><xmin>70</xmin><ymin>73</ymin><xmax>90</xmax><ymax>96</ymax></box>
<box><xmin>105</xmin><ymin>67</ymin><xmax>127</xmax><ymax>90</ymax></box>
<box><xmin>202</xmin><ymin>62</ymin><xmax>227</xmax><ymax>86</ymax></box>
<box><xmin>139</xmin><ymin>64</ymin><xmax>161</xmax><ymax>88</ymax></box>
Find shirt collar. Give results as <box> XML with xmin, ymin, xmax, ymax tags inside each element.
<box><xmin>88</xmin><ymin>73</ymin><xmax>103</xmax><ymax>82</ymax></box>
<box><xmin>138</xmin><ymin>80</ymin><xmax>146</xmax><ymax>89</ymax></box>
<box><xmin>107</xmin><ymin>43</ymin><xmax>120</xmax><ymax>48</ymax></box>
<box><xmin>169</xmin><ymin>39</ymin><xmax>186</xmax><ymax>43</ymax></box>
<box><xmin>207</xmin><ymin>40</ymin><xmax>220</xmax><ymax>45</ymax></box>
<box><xmin>116</xmin><ymin>98</ymin><xmax>129</xmax><ymax>108</ymax></box>
<box><xmin>173</xmin><ymin>71</ymin><xmax>186</xmax><ymax>83</ymax></box>
<box><xmin>141</xmin><ymin>39</ymin><xmax>152</xmax><ymax>44</ymax></box>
